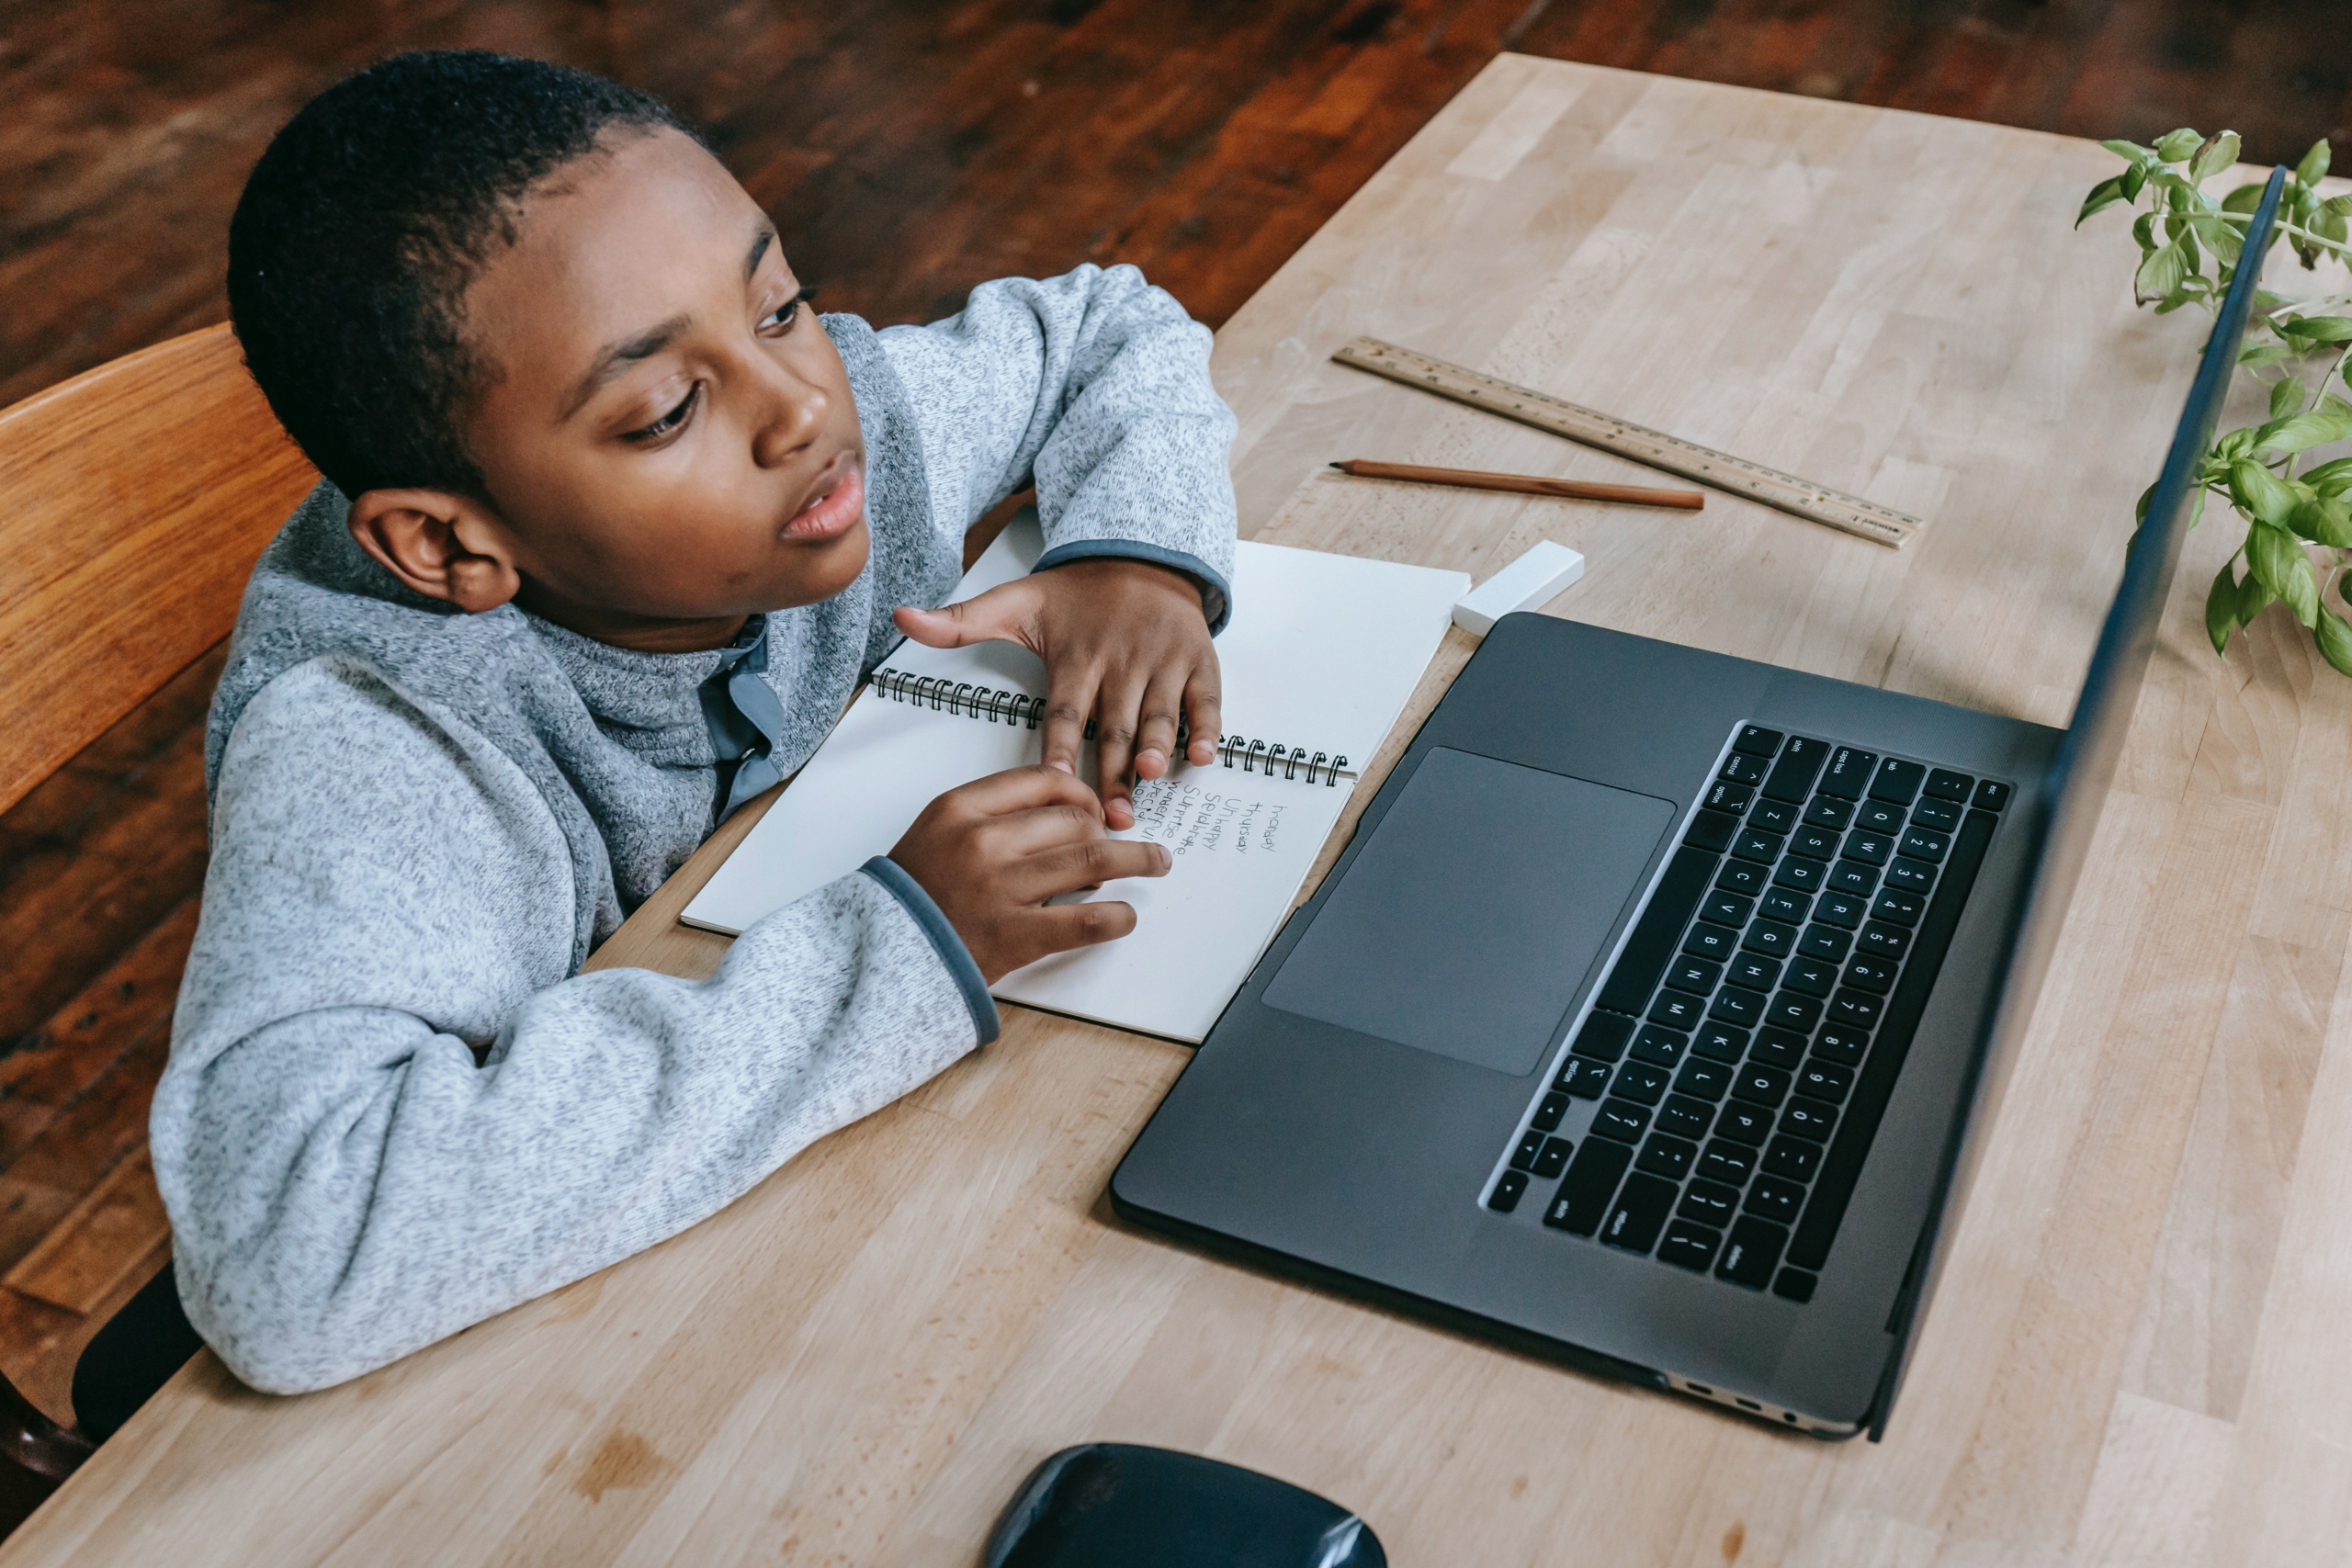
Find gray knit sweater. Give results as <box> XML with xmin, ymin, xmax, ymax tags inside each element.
<box><xmin>156</xmin><ymin>265</ymin><xmax>1237</xmax><ymax>1393</ymax></box>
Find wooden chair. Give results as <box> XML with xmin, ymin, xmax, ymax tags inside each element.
<box><xmin>0</xmin><ymin>324</ymin><xmax>319</xmax><ymax>1499</ymax></box>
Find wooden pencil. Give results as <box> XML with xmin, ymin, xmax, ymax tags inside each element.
<box><xmin>1329</xmin><ymin>457</ymin><xmax>1705</xmax><ymax>511</ymax></box>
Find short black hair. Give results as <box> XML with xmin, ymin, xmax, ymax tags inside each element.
<box><xmin>228</xmin><ymin>51</ymin><xmax>704</xmax><ymax>499</ymax></box>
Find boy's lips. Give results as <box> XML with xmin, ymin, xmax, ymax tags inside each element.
<box><xmin>781</xmin><ymin>458</ymin><xmax>865</xmax><ymax>541</ymax></box>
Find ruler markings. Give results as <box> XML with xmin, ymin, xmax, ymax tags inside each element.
<box><xmin>1331</xmin><ymin>337</ymin><xmax>1922</xmax><ymax>549</ymax></box>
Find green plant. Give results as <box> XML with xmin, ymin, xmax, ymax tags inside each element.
<box><xmin>2078</xmin><ymin>131</ymin><xmax>2352</xmax><ymax>669</ymax></box>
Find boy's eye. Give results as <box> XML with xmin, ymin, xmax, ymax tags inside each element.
<box><xmin>623</xmin><ymin>382</ymin><xmax>700</xmax><ymax>443</ymax></box>
<box><xmin>759</xmin><ymin>287</ymin><xmax>816</xmax><ymax>334</ymax></box>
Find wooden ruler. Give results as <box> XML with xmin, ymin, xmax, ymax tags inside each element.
<box><xmin>1331</xmin><ymin>336</ymin><xmax>1922</xmax><ymax>549</ymax></box>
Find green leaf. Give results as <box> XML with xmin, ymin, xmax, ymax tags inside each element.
<box><xmin>2290</xmin><ymin>494</ymin><xmax>2352</xmax><ymax>547</ymax></box>
<box><xmin>2284</xmin><ymin>316</ymin><xmax>2352</xmax><ymax>345</ymax></box>
<box><xmin>2101</xmin><ymin>138</ymin><xmax>2154</xmax><ymax>161</ymax></box>
<box><xmin>2303</xmin><ymin>456</ymin><xmax>2352</xmax><ymax>496</ymax></box>
<box><xmin>2255</xmin><ymin>408</ymin><xmax>2352</xmax><ymax>456</ymax></box>
<box><xmin>2298</xmin><ymin>140</ymin><xmax>2333</xmax><ymax>186</ymax></box>
<box><xmin>2154</xmin><ymin>128</ymin><xmax>2203</xmax><ymax>163</ymax></box>
<box><xmin>2272</xmin><ymin>378</ymin><xmax>2308</xmax><ymax>420</ymax></box>
<box><xmin>2192</xmin><ymin>214</ymin><xmax>2244</xmax><ymax>264</ymax></box>
<box><xmin>2122</xmin><ymin>161</ymin><xmax>2149</xmax><ymax>202</ymax></box>
<box><xmin>2222</xmin><ymin>182</ymin><xmax>2267</xmax><ymax>214</ymax></box>
<box><xmin>2245</xmin><ymin>521</ymin><xmax>2320</xmax><ymax>626</ymax></box>
<box><xmin>2240</xmin><ymin>342</ymin><xmax>2296</xmax><ymax>369</ymax></box>
<box><xmin>2191</xmin><ymin>131</ymin><xmax>2242</xmax><ymax>183</ymax></box>
<box><xmin>2233</xmin><ymin>457</ymin><xmax>2301</xmax><ymax>524</ymax></box>
<box><xmin>2318</xmin><ymin>608</ymin><xmax>2352</xmax><ymax>677</ymax></box>
<box><xmin>2135</xmin><ymin>239</ymin><xmax>2191</xmax><ymax>304</ymax></box>
<box><xmin>2208</xmin><ymin>560</ymin><xmax>2242</xmax><ymax>654</ymax></box>
<box><xmin>2077</xmin><ymin>175</ymin><xmax>2129</xmax><ymax>227</ymax></box>
<box><xmin>2323</xmin><ymin>195</ymin><xmax>2352</xmax><ymax>219</ymax></box>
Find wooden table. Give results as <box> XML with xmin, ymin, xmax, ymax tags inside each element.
<box><xmin>13</xmin><ymin>56</ymin><xmax>2351</xmax><ymax>1566</ymax></box>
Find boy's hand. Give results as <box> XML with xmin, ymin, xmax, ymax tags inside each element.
<box><xmin>888</xmin><ymin>765</ymin><xmax>1171</xmax><ymax>983</ymax></box>
<box><xmin>894</xmin><ymin>557</ymin><xmax>1220</xmax><ymax>829</ymax></box>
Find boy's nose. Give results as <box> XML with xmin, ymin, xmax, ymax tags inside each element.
<box><xmin>748</xmin><ymin>361</ymin><xmax>827</xmax><ymax>468</ymax></box>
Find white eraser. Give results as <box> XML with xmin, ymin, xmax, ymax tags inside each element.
<box><xmin>1451</xmin><ymin>540</ymin><xmax>1586</xmax><ymax>636</ymax></box>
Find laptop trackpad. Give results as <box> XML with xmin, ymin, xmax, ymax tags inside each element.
<box><xmin>1263</xmin><ymin>747</ymin><xmax>1676</xmax><ymax>1076</ymax></box>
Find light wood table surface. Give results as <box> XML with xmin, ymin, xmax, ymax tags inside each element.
<box><xmin>13</xmin><ymin>56</ymin><xmax>2352</xmax><ymax>1567</ymax></box>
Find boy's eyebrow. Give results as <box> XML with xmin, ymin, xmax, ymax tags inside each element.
<box><xmin>745</xmin><ymin>225</ymin><xmax>774</xmax><ymax>283</ymax></box>
<box><xmin>560</xmin><ymin>312</ymin><xmax>692</xmax><ymax>421</ymax></box>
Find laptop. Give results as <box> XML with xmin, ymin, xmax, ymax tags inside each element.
<box><xmin>1110</xmin><ymin>168</ymin><xmax>2289</xmax><ymax>1439</ymax></box>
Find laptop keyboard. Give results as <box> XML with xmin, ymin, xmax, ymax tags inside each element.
<box><xmin>1484</xmin><ymin>724</ymin><xmax>2010</xmax><ymax>1304</ymax></box>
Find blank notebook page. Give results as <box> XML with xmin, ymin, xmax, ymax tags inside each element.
<box><xmin>682</xmin><ymin>516</ymin><xmax>1467</xmax><ymax>1043</ymax></box>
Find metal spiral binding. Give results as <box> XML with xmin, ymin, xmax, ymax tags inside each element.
<box><xmin>867</xmin><ymin>668</ymin><xmax>1358</xmax><ymax>785</ymax></box>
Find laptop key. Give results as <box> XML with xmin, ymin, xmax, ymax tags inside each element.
<box><xmin>1804</xmin><ymin>795</ymin><xmax>1854</xmax><ymax>830</ymax></box>
<box><xmin>1973</xmin><ymin>779</ymin><xmax>2012</xmax><ymax>811</ymax></box>
<box><xmin>1555</xmin><ymin>1058</ymin><xmax>1612</xmax><ymax>1099</ymax></box>
<box><xmin>1657</xmin><ymin>1093</ymin><xmax>1715</xmax><ymax>1139</ymax></box>
<box><xmin>1726</xmin><ymin>953</ymin><xmax>1782</xmax><ymax>991</ymax></box>
<box><xmin>1789</xmin><ymin>808</ymin><xmax>1997</xmax><ymax>1272</ymax></box>
<box><xmin>1683</xmin><ymin>808</ymin><xmax>1740</xmax><ymax>852</ymax></box>
<box><xmin>1747</xmin><ymin>1027</ymin><xmax>1806</xmax><ymax>1070</ymax></box>
<box><xmin>1811</xmin><ymin>1026</ymin><xmax>1869</xmax><ymax>1066</ymax></box>
<box><xmin>1856</xmin><ymin>920</ymin><xmax>1911</xmax><ymax>960</ymax></box>
<box><xmin>1674</xmin><ymin>1057</ymin><xmax>1733</xmax><ymax>1100</ymax></box>
<box><xmin>1707</xmin><ymin>985</ymin><xmax>1768</xmax><ymax>1027</ymax></box>
<box><xmin>1909</xmin><ymin>797</ymin><xmax>1962</xmax><ymax>833</ymax></box>
<box><xmin>1749</xmin><ymin>798</ymin><xmax>1800</xmax><ymax>835</ymax></box>
<box><xmin>1772</xmin><ymin>858</ymin><xmax>1826</xmax><ymax>893</ymax></box>
<box><xmin>1489</xmin><ymin>1170</ymin><xmax>1528</xmax><ymax>1212</ymax></box>
<box><xmin>1721</xmin><ymin>752</ymin><xmax>1768</xmax><ymax>786</ymax></box>
<box><xmin>1572</xmin><ymin>1012</ymin><xmax>1635</xmax><ymax>1062</ymax></box>
<box><xmin>1780</xmin><ymin>1098</ymin><xmax>1837</xmax><ymax>1142</ymax></box>
<box><xmin>1649</xmin><ymin>991</ymin><xmax>1705</xmax><ymax>1030</ymax></box>
<box><xmin>1591</xmin><ymin>1100</ymin><xmax>1650</xmax><ymax>1143</ymax></box>
<box><xmin>1812</xmin><ymin>889</ymin><xmax>1868</xmax><ymax>929</ymax></box>
<box><xmin>1797</xmin><ymin>1060</ymin><xmax>1855</xmax><ymax>1102</ymax></box>
<box><xmin>1716</xmin><ymin>1215</ymin><xmax>1790</xmax><ymax>1289</ymax></box>
<box><xmin>1760</xmin><ymin>736</ymin><xmax>1832</xmax><ymax>803</ymax></box>
<box><xmin>1510</xmin><ymin>1130</ymin><xmax>1546</xmax><ymax>1170</ymax></box>
<box><xmin>1699</xmin><ymin>1140</ymin><xmax>1758</xmax><ymax>1184</ymax></box>
<box><xmin>1715</xmin><ymin>860</ymin><xmax>1769</xmax><ymax>897</ymax></box>
<box><xmin>1827</xmin><ymin>990</ymin><xmax>1883</xmax><ymax>1031</ymax></box>
<box><xmin>1665</xmin><ymin>956</ymin><xmax>1724</xmax><ymax>995</ymax></box>
<box><xmin>1702</xmin><ymin>889</ymin><xmax>1755</xmax><ymax>927</ymax></box>
<box><xmin>1731</xmin><ymin>828</ymin><xmax>1784</xmax><ymax>863</ymax></box>
<box><xmin>1854</xmin><ymin>798</ymin><xmax>1905</xmax><ymax>834</ymax></box>
<box><xmin>1883</xmin><ymin>856</ymin><xmax>1937</xmax><ymax>894</ymax></box>
<box><xmin>1742</xmin><ymin>919</ymin><xmax>1798</xmax><ymax>957</ymax></box>
<box><xmin>1657</xmin><ymin>1219</ymin><xmax>1724</xmax><ymax>1272</ymax></box>
<box><xmin>1691</xmin><ymin>1023</ymin><xmax>1749</xmax><ymax>1063</ymax></box>
<box><xmin>1871</xmin><ymin>886</ymin><xmax>1926</xmax><ymax>926</ymax></box>
<box><xmin>1789</xmin><ymin>825</ymin><xmax>1839</xmax><ymax>862</ymax></box>
<box><xmin>1730</xmin><ymin>1064</ymin><xmax>1792</xmax><ymax>1108</ymax></box>
<box><xmin>1798</xmin><ymin>923</ymin><xmax>1852</xmax><ymax>962</ymax></box>
<box><xmin>1762</xmin><ymin>1136</ymin><xmax>1822</xmax><ymax>1183</ymax></box>
<box><xmin>1842</xmin><ymin>955</ymin><xmax>1897</xmax><ymax>994</ymax></box>
<box><xmin>1636</xmin><ymin>1134</ymin><xmax>1699</xmax><ymax>1180</ymax></box>
<box><xmin>1922</xmin><ymin>768</ymin><xmax>1973</xmax><ymax>803</ymax></box>
<box><xmin>1682</xmin><ymin>921</ymin><xmax>1738</xmax><ymax>962</ymax></box>
<box><xmin>1825</xmin><ymin>860</ymin><xmax>1880</xmax><ymax>897</ymax></box>
<box><xmin>1773</xmin><ymin>1268</ymin><xmax>1819</xmax><ymax>1303</ymax></box>
<box><xmin>1533</xmin><ymin>1137</ymin><xmax>1575</xmax><ymax>1180</ymax></box>
<box><xmin>1762</xmin><ymin>993</ymin><xmax>1824</xmax><ymax>1032</ymax></box>
<box><xmin>1704</xmin><ymin>779</ymin><xmax>1755</xmax><ymax>814</ymax></box>
<box><xmin>1900</xmin><ymin>827</ymin><xmax>1951</xmax><ymax>864</ymax></box>
<box><xmin>1869</xmin><ymin>758</ymin><xmax>1926</xmax><ymax>804</ymax></box>
<box><xmin>1679</xmin><ymin>1179</ymin><xmax>1740</xmax><ymax>1224</ymax></box>
<box><xmin>1601</xmin><ymin>1174</ymin><xmax>1679</xmax><ymax>1254</ymax></box>
<box><xmin>1611</xmin><ymin>1062</ymin><xmax>1671</xmax><ymax>1106</ymax></box>
<box><xmin>1530</xmin><ymin>1091</ymin><xmax>1569</xmax><ymax>1132</ymax></box>
<box><xmin>1757</xmin><ymin>886</ymin><xmax>1811</xmax><ymax>924</ymax></box>
<box><xmin>1733</xmin><ymin>725</ymin><xmax>1783</xmax><ymax>757</ymax></box>
<box><xmin>1815</xmin><ymin>746</ymin><xmax>1877</xmax><ymax>800</ymax></box>
<box><xmin>1841</xmin><ymin>829</ymin><xmax>1894</xmax><ymax>866</ymax></box>
<box><xmin>1630</xmin><ymin>1026</ymin><xmax>1689</xmax><ymax>1068</ymax></box>
<box><xmin>1713</xmin><ymin>1102</ymin><xmax>1772</xmax><ymax>1146</ymax></box>
<box><xmin>1746</xmin><ymin>1173</ymin><xmax>1806</xmax><ymax>1224</ymax></box>
<box><xmin>1544</xmin><ymin>1140</ymin><xmax>1634</xmax><ymax>1235</ymax></box>
<box><xmin>1780</xmin><ymin>956</ymin><xmax>1838</xmax><ymax>998</ymax></box>
<box><xmin>1596</xmin><ymin>846</ymin><xmax>1721</xmax><ymax>1014</ymax></box>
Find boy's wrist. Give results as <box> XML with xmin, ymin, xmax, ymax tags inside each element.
<box><xmin>1032</xmin><ymin>540</ymin><xmax>1229</xmax><ymax>635</ymax></box>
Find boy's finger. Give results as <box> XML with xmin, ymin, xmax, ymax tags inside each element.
<box><xmin>982</xmin><ymin>799</ymin><xmax>1113</xmax><ymax>858</ymax></box>
<box><xmin>1132</xmin><ymin>671</ymin><xmax>1187</xmax><ymax>781</ymax></box>
<box><xmin>891</xmin><ymin>579</ymin><xmax>1044</xmax><ymax>652</ymax></box>
<box><xmin>1091</xmin><ymin>674</ymin><xmax>1149</xmax><ymax>828</ymax></box>
<box><xmin>1022</xmin><ymin>897</ymin><xmax>1141</xmax><ymax>953</ymax></box>
<box><xmin>1182</xmin><ymin>667</ymin><xmax>1225</xmax><ymax>768</ymax></box>
<box><xmin>945</xmin><ymin>763</ymin><xmax>1103</xmax><ymax>820</ymax></box>
<box><xmin>1012</xmin><ymin>838</ymin><xmax>1169</xmax><ymax>903</ymax></box>
<box><xmin>1038</xmin><ymin>666</ymin><xmax>1099</xmax><ymax>780</ymax></box>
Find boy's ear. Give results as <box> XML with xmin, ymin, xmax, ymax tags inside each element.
<box><xmin>346</xmin><ymin>489</ymin><xmax>524</xmax><ymax>613</ymax></box>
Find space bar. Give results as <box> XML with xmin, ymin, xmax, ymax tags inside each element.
<box><xmin>1785</xmin><ymin>807</ymin><xmax>1997</xmax><ymax>1272</ymax></box>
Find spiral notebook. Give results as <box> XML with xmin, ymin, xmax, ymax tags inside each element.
<box><xmin>681</xmin><ymin>515</ymin><xmax>1469</xmax><ymax>1042</ymax></box>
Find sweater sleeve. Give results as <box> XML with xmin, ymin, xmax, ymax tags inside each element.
<box><xmin>152</xmin><ymin>655</ymin><xmax>988</xmax><ymax>1394</ymax></box>
<box><xmin>876</xmin><ymin>264</ymin><xmax>1239</xmax><ymax>631</ymax></box>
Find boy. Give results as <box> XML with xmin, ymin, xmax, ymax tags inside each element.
<box><xmin>157</xmin><ymin>50</ymin><xmax>1237</xmax><ymax>1394</ymax></box>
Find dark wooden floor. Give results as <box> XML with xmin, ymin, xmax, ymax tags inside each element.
<box><xmin>1</xmin><ymin>0</ymin><xmax>2343</xmax><ymax>1440</ymax></box>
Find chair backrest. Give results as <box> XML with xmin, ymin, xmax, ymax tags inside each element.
<box><xmin>0</xmin><ymin>322</ymin><xmax>320</xmax><ymax>817</ymax></box>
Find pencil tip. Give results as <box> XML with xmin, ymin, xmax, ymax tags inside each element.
<box><xmin>1329</xmin><ymin>461</ymin><xmax>1346</xmax><ymax>470</ymax></box>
